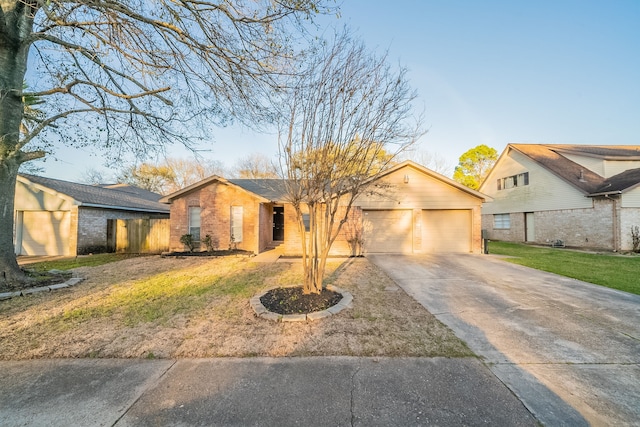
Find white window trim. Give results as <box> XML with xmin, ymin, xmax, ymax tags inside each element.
<box><xmin>189</xmin><ymin>206</ymin><xmax>201</xmax><ymax>241</ymax></box>
<box><xmin>231</xmin><ymin>206</ymin><xmax>243</xmax><ymax>243</ymax></box>
<box><xmin>494</xmin><ymin>213</ymin><xmax>511</xmax><ymax>229</ymax></box>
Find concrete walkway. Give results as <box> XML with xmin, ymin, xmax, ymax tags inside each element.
<box><xmin>251</xmin><ymin>247</ymin><xmax>283</xmax><ymax>263</ymax></box>
<box><xmin>370</xmin><ymin>253</ymin><xmax>640</xmax><ymax>426</ymax></box>
<box><xmin>0</xmin><ymin>357</ymin><xmax>536</xmax><ymax>426</ymax></box>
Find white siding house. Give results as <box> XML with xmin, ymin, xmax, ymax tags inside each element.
<box><xmin>479</xmin><ymin>144</ymin><xmax>640</xmax><ymax>251</ymax></box>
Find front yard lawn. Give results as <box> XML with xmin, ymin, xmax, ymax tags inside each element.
<box><xmin>489</xmin><ymin>241</ymin><xmax>640</xmax><ymax>295</ymax></box>
<box><xmin>0</xmin><ymin>255</ymin><xmax>472</xmax><ymax>360</ymax></box>
<box><xmin>22</xmin><ymin>253</ymin><xmax>145</xmax><ymax>272</ymax></box>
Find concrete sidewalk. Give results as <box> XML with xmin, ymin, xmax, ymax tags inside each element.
<box><xmin>0</xmin><ymin>357</ymin><xmax>537</xmax><ymax>426</ymax></box>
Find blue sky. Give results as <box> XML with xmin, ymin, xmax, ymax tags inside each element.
<box><xmin>39</xmin><ymin>0</ymin><xmax>640</xmax><ymax>181</ymax></box>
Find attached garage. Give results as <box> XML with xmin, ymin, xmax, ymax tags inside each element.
<box><xmin>16</xmin><ymin>211</ymin><xmax>71</xmax><ymax>256</ymax></box>
<box><xmin>422</xmin><ymin>210</ymin><xmax>472</xmax><ymax>253</ymax></box>
<box><xmin>354</xmin><ymin>161</ymin><xmax>488</xmax><ymax>254</ymax></box>
<box><xmin>363</xmin><ymin>210</ymin><xmax>413</xmax><ymax>253</ymax></box>
<box><xmin>14</xmin><ymin>174</ymin><xmax>169</xmax><ymax>256</ymax></box>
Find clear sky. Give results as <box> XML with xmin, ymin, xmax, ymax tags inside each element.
<box><xmin>37</xmin><ymin>0</ymin><xmax>640</xmax><ymax>181</ymax></box>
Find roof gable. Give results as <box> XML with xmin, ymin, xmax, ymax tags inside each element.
<box><xmin>495</xmin><ymin>144</ymin><xmax>640</xmax><ymax>196</ymax></box>
<box><xmin>371</xmin><ymin>160</ymin><xmax>488</xmax><ymax>201</ymax></box>
<box><xmin>18</xmin><ymin>174</ymin><xmax>169</xmax><ymax>213</ymax></box>
<box><xmin>159</xmin><ymin>176</ymin><xmax>282</xmax><ymax>204</ymax></box>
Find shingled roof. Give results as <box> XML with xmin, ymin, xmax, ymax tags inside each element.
<box><xmin>19</xmin><ymin>174</ymin><xmax>169</xmax><ymax>213</ymax></box>
<box><xmin>228</xmin><ymin>179</ymin><xmax>289</xmax><ymax>202</ymax></box>
<box><xmin>508</xmin><ymin>144</ymin><xmax>640</xmax><ymax>196</ymax></box>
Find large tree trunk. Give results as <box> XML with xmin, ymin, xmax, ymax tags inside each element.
<box><xmin>0</xmin><ymin>2</ymin><xmax>32</xmax><ymax>289</ymax></box>
<box><xmin>0</xmin><ymin>160</ymin><xmax>26</xmax><ymax>289</ymax></box>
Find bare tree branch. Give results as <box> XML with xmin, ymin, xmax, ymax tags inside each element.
<box><xmin>277</xmin><ymin>30</ymin><xmax>424</xmax><ymax>294</ymax></box>
<box><xmin>0</xmin><ymin>0</ymin><xmax>337</xmax><ymax>287</ymax></box>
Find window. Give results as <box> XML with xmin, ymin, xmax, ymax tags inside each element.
<box><xmin>498</xmin><ymin>172</ymin><xmax>529</xmax><ymax>190</ymax></box>
<box><xmin>189</xmin><ymin>207</ymin><xmax>201</xmax><ymax>241</ymax></box>
<box><xmin>231</xmin><ymin>206</ymin><xmax>243</xmax><ymax>243</ymax></box>
<box><xmin>302</xmin><ymin>213</ymin><xmax>310</xmax><ymax>232</ymax></box>
<box><xmin>494</xmin><ymin>213</ymin><xmax>511</xmax><ymax>229</ymax></box>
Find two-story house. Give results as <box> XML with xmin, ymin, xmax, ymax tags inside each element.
<box><xmin>479</xmin><ymin>144</ymin><xmax>640</xmax><ymax>251</ymax></box>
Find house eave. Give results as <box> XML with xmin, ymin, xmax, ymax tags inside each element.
<box><xmin>78</xmin><ymin>202</ymin><xmax>169</xmax><ymax>214</ymax></box>
<box><xmin>371</xmin><ymin>160</ymin><xmax>489</xmax><ymax>202</ymax></box>
<box><xmin>587</xmin><ymin>191</ymin><xmax>623</xmax><ymax>198</ymax></box>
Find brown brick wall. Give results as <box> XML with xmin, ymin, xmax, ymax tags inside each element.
<box><xmin>282</xmin><ymin>204</ymin><xmax>360</xmax><ymax>256</ymax></box>
<box><xmin>168</xmin><ymin>182</ymin><xmax>262</xmax><ymax>253</ymax></box>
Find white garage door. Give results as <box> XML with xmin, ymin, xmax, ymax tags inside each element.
<box><xmin>19</xmin><ymin>211</ymin><xmax>71</xmax><ymax>256</ymax></box>
<box><xmin>422</xmin><ymin>210</ymin><xmax>471</xmax><ymax>253</ymax></box>
<box><xmin>363</xmin><ymin>210</ymin><xmax>413</xmax><ymax>253</ymax></box>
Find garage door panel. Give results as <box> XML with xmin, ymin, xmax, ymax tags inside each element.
<box><xmin>363</xmin><ymin>210</ymin><xmax>413</xmax><ymax>253</ymax></box>
<box><xmin>20</xmin><ymin>211</ymin><xmax>70</xmax><ymax>255</ymax></box>
<box><xmin>422</xmin><ymin>210</ymin><xmax>471</xmax><ymax>253</ymax></box>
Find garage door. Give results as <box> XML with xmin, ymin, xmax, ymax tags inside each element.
<box><xmin>19</xmin><ymin>211</ymin><xmax>70</xmax><ymax>255</ymax></box>
<box><xmin>363</xmin><ymin>210</ymin><xmax>413</xmax><ymax>253</ymax></box>
<box><xmin>422</xmin><ymin>210</ymin><xmax>471</xmax><ymax>253</ymax></box>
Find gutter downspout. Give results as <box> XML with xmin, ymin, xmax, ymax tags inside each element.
<box><xmin>605</xmin><ymin>195</ymin><xmax>619</xmax><ymax>251</ymax></box>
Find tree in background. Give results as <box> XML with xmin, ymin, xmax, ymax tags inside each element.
<box><xmin>453</xmin><ymin>144</ymin><xmax>498</xmax><ymax>190</ymax></box>
<box><xmin>118</xmin><ymin>164</ymin><xmax>176</xmax><ymax>194</ymax></box>
<box><xmin>0</xmin><ymin>0</ymin><xmax>334</xmax><ymax>288</ymax></box>
<box><xmin>400</xmin><ymin>150</ymin><xmax>453</xmax><ymax>177</ymax></box>
<box><xmin>232</xmin><ymin>153</ymin><xmax>279</xmax><ymax>179</ymax></box>
<box><xmin>161</xmin><ymin>158</ymin><xmax>226</xmax><ymax>193</ymax></box>
<box><xmin>279</xmin><ymin>31</ymin><xmax>423</xmax><ymax>294</ymax></box>
<box><xmin>91</xmin><ymin>158</ymin><xmax>226</xmax><ymax>194</ymax></box>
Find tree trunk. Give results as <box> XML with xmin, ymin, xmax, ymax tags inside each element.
<box><xmin>0</xmin><ymin>160</ymin><xmax>27</xmax><ymax>289</ymax></box>
<box><xmin>300</xmin><ymin>204</ymin><xmax>322</xmax><ymax>294</ymax></box>
<box><xmin>0</xmin><ymin>4</ymin><xmax>32</xmax><ymax>289</ymax></box>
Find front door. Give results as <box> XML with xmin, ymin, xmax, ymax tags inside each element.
<box><xmin>273</xmin><ymin>206</ymin><xmax>284</xmax><ymax>241</ymax></box>
<box><xmin>525</xmin><ymin>212</ymin><xmax>535</xmax><ymax>242</ymax></box>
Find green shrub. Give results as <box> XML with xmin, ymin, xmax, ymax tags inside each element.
<box><xmin>180</xmin><ymin>234</ymin><xmax>196</xmax><ymax>252</ymax></box>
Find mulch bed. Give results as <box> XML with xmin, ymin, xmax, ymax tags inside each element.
<box><xmin>260</xmin><ymin>287</ymin><xmax>343</xmax><ymax>315</ymax></box>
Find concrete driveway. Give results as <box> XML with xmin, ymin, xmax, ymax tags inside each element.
<box><xmin>369</xmin><ymin>253</ymin><xmax>640</xmax><ymax>426</ymax></box>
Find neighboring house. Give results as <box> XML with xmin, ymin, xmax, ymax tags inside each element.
<box><xmin>479</xmin><ymin>144</ymin><xmax>640</xmax><ymax>251</ymax></box>
<box><xmin>15</xmin><ymin>174</ymin><xmax>170</xmax><ymax>256</ymax></box>
<box><xmin>160</xmin><ymin>161</ymin><xmax>488</xmax><ymax>255</ymax></box>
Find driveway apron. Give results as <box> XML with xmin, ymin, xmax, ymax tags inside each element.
<box><xmin>369</xmin><ymin>253</ymin><xmax>640</xmax><ymax>426</ymax></box>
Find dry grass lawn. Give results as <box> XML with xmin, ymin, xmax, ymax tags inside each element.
<box><xmin>0</xmin><ymin>255</ymin><xmax>472</xmax><ymax>360</ymax></box>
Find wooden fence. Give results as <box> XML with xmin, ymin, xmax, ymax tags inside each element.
<box><xmin>112</xmin><ymin>218</ymin><xmax>170</xmax><ymax>254</ymax></box>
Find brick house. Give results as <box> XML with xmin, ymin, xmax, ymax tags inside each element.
<box><xmin>479</xmin><ymin>144</ymin><xmax>640</xmax><ymax>251</ymax></box>
<box><xmin>160</xmin><ymin>161</ymin><xmax>488</xmax><ymax>255</ymax></box>
<box><xmin>15</xmin><ymin>174</ymin><xmax>169</xmax><ymax>256</ymax></box>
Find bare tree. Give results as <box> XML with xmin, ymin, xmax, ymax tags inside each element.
<box><xmin>232</xmin><ymin>153</ymin><xmax>278</xmax><ymax>178</ymax></box>
<box><xmin>0</xmin><ymin>0</ymin><xmax>334</xmax><ymax>287</ymax></box>
<box><xmin>80</xmin><ymin>168</ymin><xmax>115</xmax><ymax>185</ymax></box>
<box><xmin>118</xmin><ymin>163</ymin><xmax>175</xmax><ymax>194</ymax></box>
<box><xmin>400</xmin><ymin>150</ymin><xmax>453</xmax><ymax>177</ymax></box>
<box><xmin>278</xmin><ymin>31</ymin><xmax>423</xmax><ymax>294</ymax></box>
<box><xmin>164</xmin><ymin>158</ymin><xmax>227</xmax><ymax>192</ymax></box>
<box><xmin>116</xmin><ymin>157</ymin><xmax>226</xmax><ymax>194</ymax></box>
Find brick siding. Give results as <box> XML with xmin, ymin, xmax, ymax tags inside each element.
<box><xmin>168</xmin><ymin>183</ymin><xmax>262</xmax><ymax>253</ymax></box>
<box><xmin>482</xmin><ymin>198</ymin><xmax>616</xmax><ymax>250</ymax></box>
